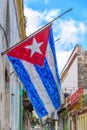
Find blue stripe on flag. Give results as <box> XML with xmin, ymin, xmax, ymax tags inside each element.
<box><xmin>49</xmin><ymin>28</ymin><xmax>61</xmax><ymax>86</ymax></box>
<box><xmin>8</xmin><ymin>56</ymin><xmax>48</xmax><ymax>118</ymax></box>
<box><xmin>34</xmin><ymin>58</ymin><xmax>61</xmax><ymax>109</ymax></box>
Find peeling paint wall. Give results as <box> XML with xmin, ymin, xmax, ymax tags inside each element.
<box><xmin>0</xmin><ymin>0</ymin><xmax>25</xmax><ymax>130</ymax></box>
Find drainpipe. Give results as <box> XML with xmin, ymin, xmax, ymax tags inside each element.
<box><xmin>55</xmin><ymin>120</ymin><xmax>58</xmax><ymax>130</ymax></box>
<box><xmin>20</xmin><ymin>86</ymin><xmax>23</xmax><ymax>130</ymax></box>
<box><xmin>76</xmin><ymin>111</ymin><xmax>78</xmax><ymax>130</ymax></box>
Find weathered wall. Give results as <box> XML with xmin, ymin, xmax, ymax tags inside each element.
<box><xmin>78</xmin><ymin>51</ymin><xmax>87</xmax><ymax>89</ymax></box>
<box><xmin>61</xmin><ymin>45</ymin><xmax>87</xmax><ymax>95</ymax></box>
<box><xmin>0</xmin><ymin>0</ymin><xmax>25</xmax><ymax>130</ymax></box>
<box><xmin>61</xmin><ymin>55</ymin><xmax>78</xmax><ymax>94</ymax></box>
<box><xmin>0</xmin><ymin>1</ymin><xmax>9</xmax><ymax>129</ymax></box>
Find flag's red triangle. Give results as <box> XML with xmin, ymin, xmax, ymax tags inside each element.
<box><xmin>7</xmin><ymin>26</ymin><xmax>51</xmax><ymax>66</ymax></box>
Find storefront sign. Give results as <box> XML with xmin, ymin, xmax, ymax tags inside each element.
<box><xmin>70</xmin><ymin>88</ymin><xmax>83</xmax><ymax>105</ymax></box>
<box><xmin>73</xmin><ymin>102</ymin><xmax>82</xmax><ymax>110</ymax></box>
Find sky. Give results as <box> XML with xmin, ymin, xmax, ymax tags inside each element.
<box><xmin>23</xmin><ymin>0</ymin><xmax>87</xmax><ymax>74</ymax></box>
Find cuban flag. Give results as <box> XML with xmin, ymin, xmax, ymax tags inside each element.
<box><xmin>7</xmin><ymin>24</ymin><xmax>63</xmax><ymax>118</ymax></box>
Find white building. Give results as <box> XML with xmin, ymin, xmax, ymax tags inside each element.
<box><xmin>0</xmin><ymin>0</ymin><xmax>25</xmax><ymax>130</ymax></box>
<box><xmin>60</xmin><ymin>45</ymin><xmax>87</xmax><ymax>95</ymax></box>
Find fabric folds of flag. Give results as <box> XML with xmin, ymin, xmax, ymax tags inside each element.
<box><xmin>7</xmin><ymin>24</ymin><xmax>63</xmax><ymax>118</ymax></box>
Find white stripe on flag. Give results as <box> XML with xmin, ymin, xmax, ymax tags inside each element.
<box><xmin>22</xmin><ymin>60</ymin><xmax>55</xmax><ymax>113</ymax></box>
<box><xmin>46</xmin><ymin>42</ymin><xmax>57</xmax><ymax>83</ymax></box>
<box><xmin>46</xmin><ymin>41</ymin><xmax>63</xmax><ymax>103</ymax></box>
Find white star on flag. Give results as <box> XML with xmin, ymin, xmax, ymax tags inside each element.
<box><xmin>25</xmin><ymin>37</ymin><xmax>43</xmax><ymax>57</ymax></box>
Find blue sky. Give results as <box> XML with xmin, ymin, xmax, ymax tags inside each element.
<box><xmin>24</xmin><ymin>0</ymin><xmax>87</xmax><ymax>73</ymax></box>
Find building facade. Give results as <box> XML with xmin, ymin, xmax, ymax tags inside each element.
<box><xmin>60</xmin><ymin>45</ymin><xmax>87</xmax><ymax>95</ymax></box>
<box><xmin>59</xmin><ymin>45</ymin><xmax>87</xmax><ymax>130</ymax></box>
<box><xmin>0</xmin><ymin>0</ymin><xmax>26</xmax><ymax>130</ymax></box>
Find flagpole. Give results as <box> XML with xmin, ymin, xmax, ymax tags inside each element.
<box><xmin>55</xmin><ymin>38</ymin><xmax>61</xmax><ymax>43</ymax></box>
<box><xmin>1</xmin><ymin>8</ymin><xmax>73</xmax><ymax>55</ymax></box>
